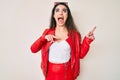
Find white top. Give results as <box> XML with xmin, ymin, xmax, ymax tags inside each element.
<box><xmin>49</xmin><ymin>40</ymin><xmax>71</xmax><ymax>63</ymax></box>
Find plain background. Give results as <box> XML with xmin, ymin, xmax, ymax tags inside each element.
<box><xmin>0</xmin><ymin>0</ymin><xmax>120</xmax><ymax>80</ymax></box>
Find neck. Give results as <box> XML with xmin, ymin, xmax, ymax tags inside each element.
<box><xmin>56</xmin><ymin>25</ymin><xmax>67</xmax><ymax>32</ymax></box>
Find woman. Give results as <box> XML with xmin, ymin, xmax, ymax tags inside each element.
<box><xmin>30</xmin><ymin>2</ymin><xmax>96</xmax><ymax>80</ymax></box>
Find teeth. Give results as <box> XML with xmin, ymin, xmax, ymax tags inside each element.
<box><xmin>58</xmin><ymin>17</ymin><xmax>63</xmax><ymax>20</ymax></box>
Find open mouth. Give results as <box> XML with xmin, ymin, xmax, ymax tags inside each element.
<box><xmin>56</xmin><ymin>16</ymin><xmax>65</xmax><ymax>24</ymax></box>
<box><xmin>58</xmin><ymin>17</ymin><xmax>64</xmax><ymax>21</ymax></box>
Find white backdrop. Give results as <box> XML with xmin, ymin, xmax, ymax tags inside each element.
<box><xmin>0</xmin><ymin>0</ymin><xmax>120</xmax><ymax>80</ymax></box>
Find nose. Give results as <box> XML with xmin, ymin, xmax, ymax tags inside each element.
<box><xmin>59</xmin><ymin>10</ymin><xmax>63</xmax><ymax>15</ymax></box>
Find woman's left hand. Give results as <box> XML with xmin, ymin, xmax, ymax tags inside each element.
<box><xmin>86</xmin><ymin>26</ymin><xmax>96</xmax><ymax>40</ymax></box>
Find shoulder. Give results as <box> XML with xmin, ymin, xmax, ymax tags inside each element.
<box><xmin>69</xmin><ymin>30</ymin><xmax>81</xmax><ymax>41</ymax></box>
<box><xmin>42</xmin><ymin>28</ymin><xmax>55</xmax><ymax>35</ymax></box>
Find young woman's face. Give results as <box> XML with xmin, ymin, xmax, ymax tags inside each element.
<box><xmin>54</xmin><ymin>4</ymin><xmax>68</xmax><ymax>26</ymax></box>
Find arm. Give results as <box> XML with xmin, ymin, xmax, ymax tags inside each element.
<box><xmin>80</xmin><ymin>26</ymin><xmax>96</xmax><ymax>59</ymax></box>
<box><xmin>30</xmin><ymin>29</ymin><xmax>49</xmax><ymax>53</ymax></box>
<box><xmin>80</xmin><ymin>36</ymin><xmax>93</xmax><ymax>59</ymax></box>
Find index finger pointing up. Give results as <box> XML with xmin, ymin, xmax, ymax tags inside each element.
<box><xmin>91</xmin><ymin>26</ymin><xmax>96</xmax><ymax>33</ymax></box>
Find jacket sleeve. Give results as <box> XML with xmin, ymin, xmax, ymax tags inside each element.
<box><xmin>80</xmin><ymin>36</ymin><xmax>93</xmax><ymax>59</ymax></box>
<box><xmin>30</xmin><ymin>29</ymin><xmax>49</xmax><ymax>53</ymax></box>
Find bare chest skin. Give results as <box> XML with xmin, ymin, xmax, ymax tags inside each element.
<box><xmin>55</xmin><ymin>28</ymin><xmax>68</xmax><ymax>42</ymax></box>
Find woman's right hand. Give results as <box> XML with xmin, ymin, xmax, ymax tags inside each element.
<box><xmin>45</xmin><ymin>34</ymin><xmax>57</xmax><ymax>43</ymax></box>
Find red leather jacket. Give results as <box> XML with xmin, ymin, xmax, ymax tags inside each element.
<box><xmin>30</xmin><ymin>28</ymin><xmax>93</xmax><ymax>79</ymax></box>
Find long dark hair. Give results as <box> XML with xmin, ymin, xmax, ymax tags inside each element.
<box><xmin>49</xmin><ymin>2</ymin><xmax>78</xmax><ymax>32</ymax></box>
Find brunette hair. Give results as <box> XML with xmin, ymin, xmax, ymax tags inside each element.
<box><xmin>49</xmin><ymin>2</ymin><xmax>78</xmax><ymax>31</ymax></box>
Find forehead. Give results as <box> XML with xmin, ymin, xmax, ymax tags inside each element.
<box><xmin>55</xmin><ymin>4</ymin><xmax>67</xmax><ymax>9</ymax></box>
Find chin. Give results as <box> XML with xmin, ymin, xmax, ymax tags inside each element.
<box><xmin>57</xmin><ymin>22</ymin><xmax>66</xmax><ymax>26</ymax></box>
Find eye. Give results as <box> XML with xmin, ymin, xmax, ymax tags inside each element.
<box><xmin>63</xmin><ymin>9</ymin><xmax>67</xmax><ymax>13</ymax></box>
<box><xmin>55</xmin><ymin>8</ymin><xmax>59</xmax><ymax>12</ymax></box>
